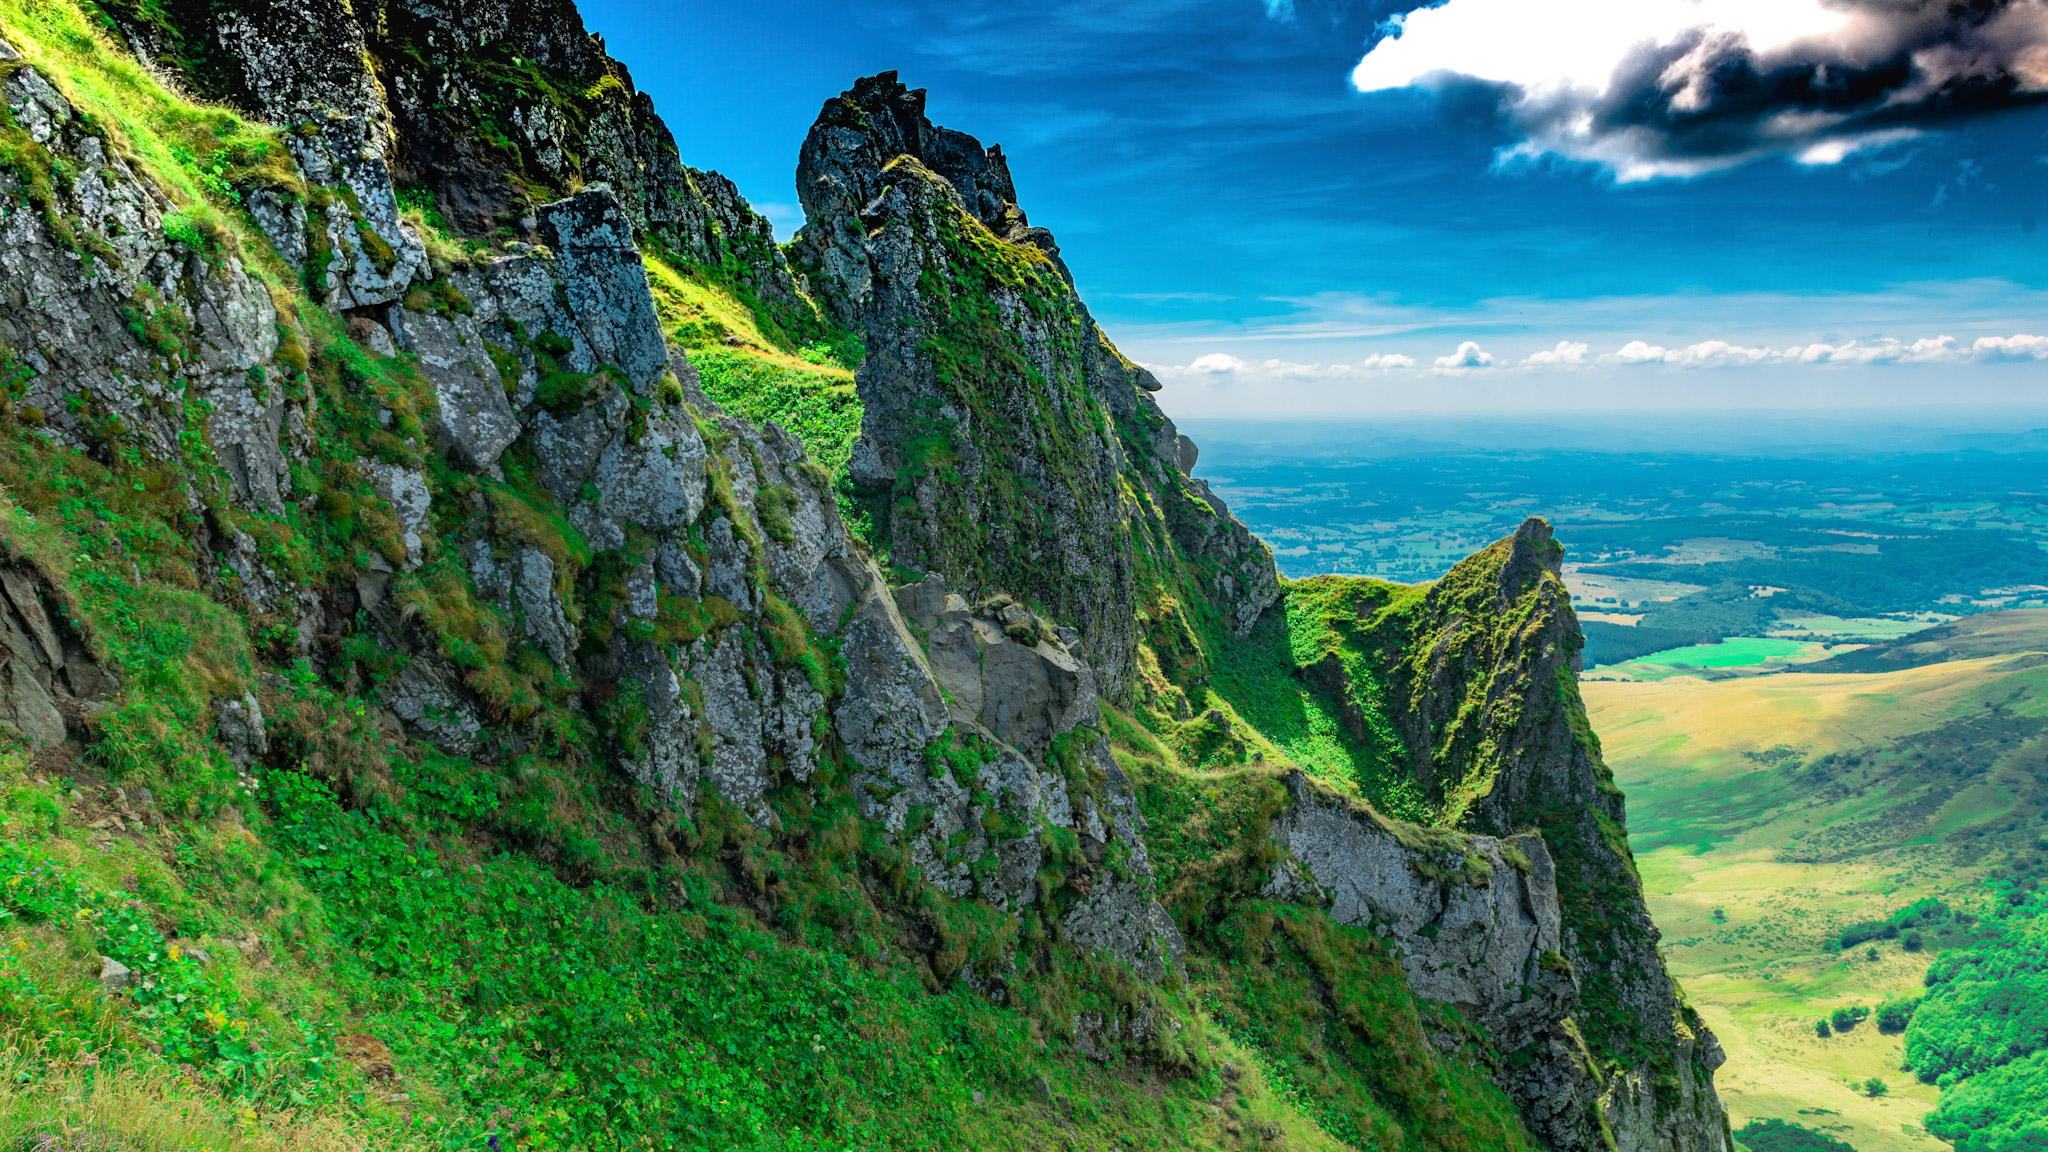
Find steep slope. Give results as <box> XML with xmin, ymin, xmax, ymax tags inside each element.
<box><xmin>0</xmin><ymin>8</ymin><xmax>1721</xmax><ymax>1151</ymax></box>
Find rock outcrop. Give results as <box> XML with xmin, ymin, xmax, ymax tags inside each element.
<box><xmin>1267</xmin><ymin>770</ymin><xmax>1603</xmax><ymax>1148</ymax></box>
<box><xmin>855</xmin><ymin>571</ymin><xmax>1185</xmax><ymax>984</ymax></box>
<box><xmin>1301</xmin><ymin>518</ymin><xmax>1732</xmax><ymax>1150</ymax></box>
<box><xmin>0</xmin><ymin>560</ymin><xmax>117</xmax><ymax>746</ymax></box>
<box><xmin>792</xmin><ymin>73</ymin><xmax>1279</xmax><ymax>698</ymax></box>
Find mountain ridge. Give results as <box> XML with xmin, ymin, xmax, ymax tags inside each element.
<box><xmin>0</xmin><ymin>6</ymin><xmax>1725</xmax><ymax>1149</ymax></box>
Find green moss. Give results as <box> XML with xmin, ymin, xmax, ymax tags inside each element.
<box><xmin>353</xmin><ymin>219</ymin><xmax>397</xmax><ymax>274</ymax></box>
<box><xmin>401</xmin><ymin>277</ymin><xmax>473</xmax><ymax>320</ymax></box>
<box><xmin>756</xmin><ymin>483</ymin><xmax>798</xmax><ymax>546</ymax></box>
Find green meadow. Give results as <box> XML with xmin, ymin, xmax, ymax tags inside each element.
<box><xmin>1593</xmin><ymin>636</ymin><xmax>1836</xmax><ymax>680</ymax></box>
<box><xmin>1586</xmin><ymin>622</ymin><xmax>2048</xmax><ymax>1152</ymax></box>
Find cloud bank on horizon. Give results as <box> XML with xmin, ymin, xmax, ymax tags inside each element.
<box><xmin>1150</xmin><ymin>331</ymin><xmax>2048</xmax><ymax>381</ymax></box>
<box><xmin>1351</xmin><ymin>0</ymin><xmax>2048</xmax><ymax>179</ymax></box>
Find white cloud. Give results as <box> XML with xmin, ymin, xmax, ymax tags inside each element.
<box><xmin>1524</xmin><ymin>340</ymin><xmax>1589</xmax><ymax>365</ymax></box>
<box><xmin>1583</xmin><ymin>333</ymin><xmax>2048</xmax><ymax>367</ymax></box>
<box><xmin>1148</xmin><ymin>352</ymin><xmax>1422</xmax><ymax>380</ymax></box>
<box><xmin>1607</xmin><ymin>338</ymin><xmax>1775</xmax><ymax>366</ymax></box>
<box><xmin>1785</xmin><ymin>336</ymin><xmax>1960</xmax><ymax>364</ymax></box>
<box><xmin>1973</xmin><ymin>333</ymin><xmax>2048</xmax><ymax>360</ymax></box>
<box><xmin>1354</xmin><ymin>0</ymin><xmax>1850</xmax><ymax>99</ymax></box>
<box><xmin>1349</xmin><ymin>0</ymin><xmax>2048</xmax><ymax>178</ymax></box>
<box><xmin>1146</xmin><ymin>332</ymin><xmax>2048</xmax><ymax>388</ymax></box>
<box><xmin>1434</xmin><ymin>341</ymin><xmax>1496</xmax><ymax>370</ymax></box>
<box><xmin>1187</xmin><ymin>353</ymin><xmax>1249</xmax><ymax>373</ymax></box>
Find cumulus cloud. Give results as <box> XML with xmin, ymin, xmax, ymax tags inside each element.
<box><xmin>1148</xmin><ymin>353</ymin><xmax>1419</xmax><ymax>381</ymax></box>
<box><xmin>1974</xmin><ymin>333</ymin><xmax>2048</xmax><ymax>360</ymax></box>
<box><xmin>1352</xmin><ymin>0</ymin><xmax>2048</xmax><ymax>179</ymax></box>
<box><xmin>1186</xmin><ymin>352</ymin><xmax>1250</xmax><ymax>373</ymax></box>
<box><xmin>1524</xmin><ymin>340</ymin><xmax>1589</xmax><ymax>365</ymax></box>
<box><xmin>1611</xmin><ymin>338</ymin><xmax>1774</xmax><ymax>366</ymax></box>
<box><xmin>1146</xmin><ymin>332</ymin><xmax>2047</xmax><ymax>383</ymax></box>
<box><xmin>1434</xmin><ymin>341</ymin><xmax>1496</xmax><ymax>370</ymax></box>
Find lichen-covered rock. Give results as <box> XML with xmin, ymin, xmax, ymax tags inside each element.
<box><xmin>387</xmin><ymin>306</ymin><xmax>520</xmax><ymax>472</ymax></box>
<box><xmin>215</xmin><ymin>692</ymin><xmax>270</xmax><ymax>770</ymax></box>
<box><xmin>538</xmin><ymin>188</ymin><xmax>672</xmax><ymax>395</ymax></box>
<box><xmin>208</xmin><ymin>0</ymin><xmax>428</xmax><ymax>306</ymax></box>
<box><xmin>366</xmin><ymin>462</ymin><xmax>433</xmax><ymax>572</ymax></box>
<box><xmin>382</xmin><ymin>653</ymin><xmax>483</xmax><ymax>757</ymax></box>
<box><xmin>906</xmin><ymin>587</ymin><xmax>1100</xmax><ymax>759</ymax></box>
<box><xmin>1062</xmin><ymin>876</ymin><xmax>1183</xmax><ymax>985</ymax></box>
<box><xmin>833</xmin><ymin>565</ymin><xmax>950</xmax><ymax>782</ymax></box>
<box><xmin>0</xmin><ymin>563</ymin><xmax>116</xmax><ymax>747</ymax></box>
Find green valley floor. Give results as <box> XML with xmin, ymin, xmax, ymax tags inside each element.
<box><xmin>1587</xmin><ymin>625</ymin><xmax>2048</xmax><ymax>1152</ymax></box>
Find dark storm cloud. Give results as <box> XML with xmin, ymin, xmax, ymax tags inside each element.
<box><xmin>1354</xmin><ymin>0</ymin><xmax>2048</xmax><ymax>177</ymax></box>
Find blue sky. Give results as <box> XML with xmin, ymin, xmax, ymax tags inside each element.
<box><xmin>581</xmin><ymin>0</ymin><xmax>2048</xmax><ymax>418</ymax></box>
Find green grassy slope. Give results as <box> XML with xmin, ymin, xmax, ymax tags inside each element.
<box><xmin>0</xmin><ymin>7</ymin><xmax>1553</xmax><ymax>1150</ymax></box>
<box><xmin>1804</xmin><ymin>610</ymin><xmax>2048</xmax><ymax>674</ymax></box>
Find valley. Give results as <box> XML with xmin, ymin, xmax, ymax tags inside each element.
<box><xmin>1588</xmin><ymin>642</ymin><xmax>2048</xmax><ymax>1152</ymax></box>
<box><xmin>1201</xmin><ymin>423</ymin><xmax>2048</xmax><ymax>1152</ymax></box>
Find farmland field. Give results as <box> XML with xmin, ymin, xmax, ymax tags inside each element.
<box><xmin>1590</xmin><ymin>637</ymin><xmax>1836</xmax><ymax>679</ymax></box>
<box><xmin>1770</xmin><ymin>615</ymin><xmax>1948</xmax><ymax>641</ymax></box>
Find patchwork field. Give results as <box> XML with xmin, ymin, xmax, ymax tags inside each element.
<box><xmin>1587</xmin><ymin>640</ymin><xmax>2048</xmax><ymax>1152</ymax></box>
<box><xmin>1770</xmin><ymin>615</ymin><xmax>1948</xmax><ymax>642</ymax></box>
<box><xmin>1588</xmin><ymin>636</ymin><xmax>1839</xmax><ymax>681</ymax></box>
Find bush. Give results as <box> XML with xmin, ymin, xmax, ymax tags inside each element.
<box><xmin>1831</xmin><ymin>1005</ymin><xmax>1868</xmax><ymax>1032</ymax></box>
<box><xmin>1864</xmin><ymin>1077</ymin><xmax>1888</xmax><ymax>1097</ymax></box>
<box><xmin>1925</xmin><ymin>1048</ymin><xmax>2048</xmax><ymax>1152</ymax></box>
<box><xmin>1735</xmin><ymin>1117</ymin><xmax>1856</xmax><ymax>1152</ymax></box>
<box><xmin>1879</xmin><ymin>996</ymin><xmax>1920</xmax><ymax>1034</ymax></box>
<box><xmin>1816</xmin><ymin>1018</ymin><xmax>1833</xmax><ymax>1038</ymax></box>
<box><xmin>1893</xmin><ymin>897</ymin><xmax>1952</xmax><ymax>930</ymax></box>
<box><xmin>1839</xmin><ymin>920</ymin><xmax>1900</xmax><ymax>949</ymax></box>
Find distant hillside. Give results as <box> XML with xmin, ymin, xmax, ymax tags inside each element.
<box><xmin>1804</xmin><ymin>610</ymin><xmax>2048</xmax><ymax>673</ymax></box>
<box><xmin>1589</xmin><ymin>648</ymin><xmax>2048</xmax><ymax>1152</ymax></box>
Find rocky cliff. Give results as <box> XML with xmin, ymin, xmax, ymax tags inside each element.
<box><xmin>791</xmin><ymin>73</ymin><xmax>1279</xmax><ymax>700</ymax></box>
<box><xmin>0</xmin><ymin>6</ymin><xmax>1721</xmax><ymax>1149</ymax></box>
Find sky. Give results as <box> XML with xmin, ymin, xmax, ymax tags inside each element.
<box><xmin>579</xmin><ymin>0</ymin><xmax>2048</xmax><ymax>419</ymax></box>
